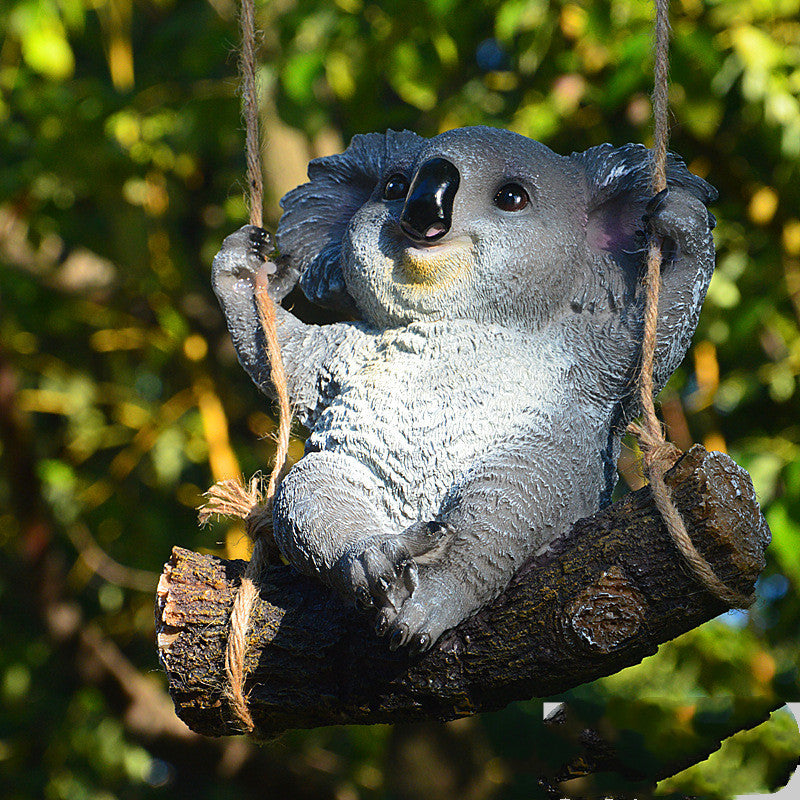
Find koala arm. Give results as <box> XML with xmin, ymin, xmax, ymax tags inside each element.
<box><xmin>574</xmin><ymin>185</ymin><xmax>716</xmax><ymax>413</ymax></box>
<box><xmin>212</xmin><ymin>225</ymin><xmax>365</xmax><ymax>421</ymax></box>
<box><xmin>645</xmin><ymin>187</ymin><xmax>716</xmax><ymax>392</ymax></box>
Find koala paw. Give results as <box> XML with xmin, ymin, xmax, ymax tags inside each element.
<box><xmin>217</xmin><ymin>224</ymin><xmax>274</xmax><ymax>277</ymax></box>
<box><xmin>374</xmin><ymin>570</ymin><xmax>467</xmax><ymax>656</ymax></box>
<box><xmin>214</xmin><ymin>225</ymin><xmax>299</xmax><ymax>303</ymax></box>
<box><xmin>338</xmin><ymin>519</ymin><xmax>452</xmax><ymax>615</ymax></box>
<box><xmin>642</xmin><ymin>188</ymin><xmax>714</xmax><ymax>257</ymax></box>
<box><xmin>336</xmin><ymin>535</ymin><xmax>419</xmax><ymax>613</ymax></box>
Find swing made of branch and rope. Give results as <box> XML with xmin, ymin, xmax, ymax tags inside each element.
<box><xmin>200</xmin><ymin>0</ymin><xmax>753</xmax><ymax>735</ymax></box>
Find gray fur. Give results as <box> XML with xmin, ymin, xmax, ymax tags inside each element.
<box><xmin>212</xmin><ymin>126</ymin><xmax>717</xmax><ymax>652</ymax></box>
<box><xmin>277</xmin><ymin>129</ymin><xmax>425</xmax><ymax>315</ymax></box>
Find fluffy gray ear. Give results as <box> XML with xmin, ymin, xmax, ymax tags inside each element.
<box><xmin>574</xmin><ymin>143</ymin><xmax>717</xmax><ymax>259</ymax></box>
<box><xmin>276</xmin><ymin>129</ymin><xmax>425</xmax><ymax>315</ymax></box>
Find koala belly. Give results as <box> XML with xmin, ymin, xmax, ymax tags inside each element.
<box><xmin>303</xmin><ymin>321</ymin><xmax>571</xmax><ymax>530</ymax></box>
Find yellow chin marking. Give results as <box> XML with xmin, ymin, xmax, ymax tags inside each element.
<box><xmin>397</xmin><ymin>240</ymin><xmax>474</xmax><ymax>289</ymax></box>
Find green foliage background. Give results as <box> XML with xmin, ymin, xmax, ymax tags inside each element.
<box><xmin>1</xmin><ymin>0</ymin><xmax>799</xmax><ymax>798</ymax></box>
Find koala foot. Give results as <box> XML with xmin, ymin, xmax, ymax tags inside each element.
<box><xmin>643</xmin><ymin>188</ymin><xmax>715</xmax><ymax>258</ymax></box>
<box><xmin>336</xmin><ymin>535</ymin><xmax>418</xmax><ymax>612</ymax></box>
<box><xmin>374</xmin><ymin>569</ymin><xmax>469</xmax><ymax>656</ymax></box>
<box><xmin>213</xmin><ymin>224</ymin><xmax>299</xmax><ymax>303</ymax></box>
<box><xmin>334</xmin><ymin>521</ymin><xmax>451</xmax><ymax>616</ymax></box>
<box><xmin>272</xmin><ymin>453</ymin><xmax>453</xmax><ymax>617</ymax></box>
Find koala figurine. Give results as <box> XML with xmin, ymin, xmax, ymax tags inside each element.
<box><xmin>212</xmin><ymin>126</ymin><xmax>716</xmax><ymax>654</ymax></box>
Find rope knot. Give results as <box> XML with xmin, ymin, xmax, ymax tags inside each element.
<box><xmin>198</xmin><ymin>476</ymin><xmax>261</xmax><ymax>527</ymax></box>
<box><xmin>627</xmin><ymin>421</ymin><xmax>682</xmax><ymax>475</ymax></box>
<box><xmin>624</xmin><ymin>0</ymin><xmax>752</xmax><ymax>613</ymax></box>
<box><xmin>646</xmin><ymin>440</ymin><xmax>681</xmax><ymax>473</ymax></box>
<box><xmin>245</xmin><ymin>499</ymin><xmax>273</xmax><ymax>541</ymax></box>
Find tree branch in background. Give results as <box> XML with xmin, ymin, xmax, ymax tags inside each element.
<box><xmin>537</xmin><ymin>696</ymin><xmax>789</xmax><ymax>798</ymax></box>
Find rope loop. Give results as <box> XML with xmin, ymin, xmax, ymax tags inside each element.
<box><xmin>203</xmin><ymin>0</ymin><xmax>294</xmax><ymax>735</ymax></box>
<box><xmin>627</xmin><ymin>0</ymin><xmax>752</xmax><ymax>611</ymax></box>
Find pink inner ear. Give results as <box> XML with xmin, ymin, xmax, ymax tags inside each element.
<box><xmin>587</xmin><ymin>216</ymin><xmax>627</xmax><ymax>251</ymax></box>
<box><xmin>587</xmin><ymin>218</ymin><xmax>612</xmax><ymax>251</ymax></box>
<box><xmin>587</xmin><ymin>199</ymin><xmax>642</xmax><ymax>254</ymax></box>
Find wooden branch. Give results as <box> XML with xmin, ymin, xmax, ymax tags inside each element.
<box><xmin>156</xmin><ymin>445</ymin><xmax>770</xmax><ymax>738</ymax></box>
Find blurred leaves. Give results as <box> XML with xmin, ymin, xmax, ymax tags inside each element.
<box><xmin>1</xmin><ymin>0</ymin><xmax>799</xmax><ymax>798</ymax></box>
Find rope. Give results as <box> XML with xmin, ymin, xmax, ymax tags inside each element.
<box><xmin>637</xmin><ymin>0</ymin><xmax>670</xmax><ymax>444</ymax></box>
<box><xmin>240</xmin><ymin>0</ymin><xmax>263</xmax><ymax>229</ymax></box>
<box><xmin>211</xmin><ymin>0</ymin><xmax>293</xmax><ymax>734</ymax></box>
<box><xmin>628</xmin><ymin>0</ymin><xmax>752</xmax><ymax>609</ymax></box>
<box><xmin>254</xmin><ymin>277</ymin><xmax>293</xmax><ymax>502</ymax></box>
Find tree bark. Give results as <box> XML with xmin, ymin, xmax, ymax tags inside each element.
<box><xmin>156</xmin><ymin>445</ymin><xmax>770</xmax><ymax>738</ymax></box>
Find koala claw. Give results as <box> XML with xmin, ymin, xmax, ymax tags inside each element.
<box><xmin>641</xmin><ymin>187</ymin><xmax>709</xmax><ymax>257</ymax></box>
<box><xmin>409</xmin><ymin>632</ymin><xmax>432</xmax><ymax>656</ymax></box>
<box><xmin>224</xmin><ymin>225</ymin><xmax>273</xmax><ymax>274</ymax></box>
<box><xmin>215</xmin><ymin>224</ymin><xmax>300</xmax><ymax>302</ymax></box>
<box><xmin>337</xmin><ymin>536</ymin><xmax>417</xmax><ymax>612</ymax></box>
<box><xmin>374</xmin><ymin>610</ymin><xmax>390</xmax><ymax>636</ymax></box>
<box><xmin>383</xmin><ymin>571</ymin><xmax>469</xmax><ymax>654</ymax></box>
<box><xmin>355</xmin><ymin>587</ymin><xmax>372</xmax><ymax>610</ymax></box>
<box><xmin>402</xmin><ymin>559</ymin><xmax>419</xmax><ymax>594</ymax></box>
<box><xmin>244</xmin><ymin>225</ymin><xmax>272</xmax><ymax>266</ymax></box>
<box><xmin>387</xmin><ymin>601</ymin><xmax>434</xmax><ymax>650</ymax></box>
<box><xmin>389</xmin><ymin>624</ymin><xmax>409</xmax><ymax>651</ymax></box>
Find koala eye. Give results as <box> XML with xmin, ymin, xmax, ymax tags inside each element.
<box><xmin>383</xmin><ymin>174</ymin><xmax>409</xmax><ymax>201</ymax></box>
<box><xmin>494</xmin><ymin>183</ymin><xmax>530</xmax><ymax>212</ymax></box>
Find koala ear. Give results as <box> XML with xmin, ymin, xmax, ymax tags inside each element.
<box><xmin>574</xmin><ymin>143</ymin><xmax>717</xmax><ymax>259</ymax></box>
<box><xmin>276</xmin><ymin>129</ymin><xmax>425</xmax><ymax>314</ymax></box>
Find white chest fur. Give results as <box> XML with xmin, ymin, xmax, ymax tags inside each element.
<box><xmin>304</xmin><ymin>320</ymin><xmax>575</xmax><ymax>527</ymax></box>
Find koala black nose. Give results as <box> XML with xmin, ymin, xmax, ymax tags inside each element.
<box><xmin>400</xmin><ymin>157</ymin><xmax>460</xmax><ymax>244</ymax></box>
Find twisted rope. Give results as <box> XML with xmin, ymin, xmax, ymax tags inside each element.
<box><xmin>206</xmin><ymin>0</ymin><xmax>293</xmax><ymax>734</ymax></box>
<box><xmin>628</xmin><ymin>0</ymin><xmax>751</xmax><ymax>609</ymax></box>
<box><xmin>240</xmin><ymin>0</ymin><xmax>263</xmax><ymax>229</ymax></box>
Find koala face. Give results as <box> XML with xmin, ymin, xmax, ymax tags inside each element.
<box><xmin>276</xmin><ymin>126</ymin><xmax>716</xmax><ymax>334</ymax></box>
<box><xmin>339</xmin><ymin>127</ymin><xmax>588</xmax><ymax>330</ymax></box>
